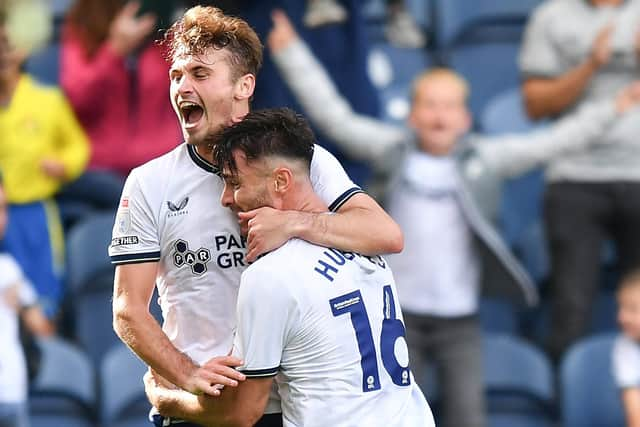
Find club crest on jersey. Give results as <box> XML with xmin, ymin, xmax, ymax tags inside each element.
<box><xmin>167</xmin><ymin>197</ymin><xmax>189</xmax><ymax>218</ymax></box>
<box><xmin>172</xmin><ymin>239</ymin><xmax>211</xmax><ymax>275</ymax></box>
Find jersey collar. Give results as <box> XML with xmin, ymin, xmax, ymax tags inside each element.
<box><xmin>187</xmin><ymin>144</ymin><xmax>220</xmax><ymax>175</ymax></box>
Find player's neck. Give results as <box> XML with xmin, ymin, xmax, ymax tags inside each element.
<box><xmin>284</xmin><ymin>187</ymin><xmax>328</xmax><ymax>214</ymax></box>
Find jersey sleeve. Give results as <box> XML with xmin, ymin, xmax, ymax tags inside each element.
<box><xmin>310</xmin><ymin>144</ymin><xmax>364</xmax><ymax>212</ymax></box>
<box><xmin>108</xmin><ymin>169</ymin><xmax>161</xmax><ymax>265</ymax></box>
<box><xmin>232</xmin><ymin>263</ymin><xmax>298</xmax><ymax>378</ymax></box>
<box><xmin>612</xmin><ymin>335</ymin><xmax>640</xmax><ymax>389</ymax></box>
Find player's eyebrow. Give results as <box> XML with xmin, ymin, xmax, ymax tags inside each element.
<box><xmin>220</xmin><ymin>171</ymin><xmax>238</xmax><ymax>182</ymax></box>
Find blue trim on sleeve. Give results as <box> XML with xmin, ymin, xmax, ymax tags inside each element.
<box><xmin>328</xmin><ymin>187</ymin><xmax>364</xmax><ymax>212</ymax></box>
<box><xmin>110</xmin><ymin>251</ymin><xmax>161</xmax><ymax>265</ymax></box>
<box><xmin>239</xmin><ymin>366</ymin><xmax>279</xmax><ymax>378</ymax></box>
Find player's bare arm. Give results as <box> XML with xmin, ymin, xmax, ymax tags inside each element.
<box><xmin>622</xmin><ymin>388</ymin><xmax>640</xmax><ymax>427</ymax></box>
<box><xmin>240</xmin><ymin>192</ymin><xmax>404</xmax><ymax>262</ymax></box>
<box><xmin>113</xmin><ymin>262</ymin><xmax>246</xmax><ymax>395</ymax></box>
<box><xmin>144</xmin><ymin>368</ymin><xmax>272</xmax><ymax>427</ymax></box>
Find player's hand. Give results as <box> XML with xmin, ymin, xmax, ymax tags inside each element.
<box><xmin>590</xmin><ymin>24</ymin><xmax>613</xmax><ymax>68</ymax></box>
<box><xmin>184</xmin><ymin>356</ymin><xmax>246</xmax><ymax>396</ymax></box>
<box><xmin>108</xmin><ymin>1</ymin><xmax>156</xmax><ymax>57</ymax></box>
<box><xmin>239</xmin><ymin>207</ymin><xmax>296</xmax><ymax>262</ymax></box>
<box><xmin>267</xmin><ymin>9</ymin><xmax>299</xmax><ymax>54</ymax></box>
<box><xmin>40</xmin><ymin>158</ymin><xmax>67</xmax><ymax>180</ymax></box>
<box><xmin>615</xmin><ymin>81</ymin><xmax>640</xmax><ymax>113</ymax></box>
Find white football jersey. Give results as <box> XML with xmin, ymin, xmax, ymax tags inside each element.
<box><xmin>108</xmin><ymin>143</ymin><xmax>362</xmax><ymax>364</ymax></box>
<box><xmin>0</xmin><ymin>254</ymin><xmax>37</xmax><ymax>403</ymax></box>
<box><xmin>233</xmin><ymin>239</ymin><xmax>435</xmax><ymax>427</ymax></box>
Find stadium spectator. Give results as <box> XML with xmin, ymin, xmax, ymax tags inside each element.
<box><xmin>143</xmin><ymin>108</ymin><xmax>434</xmax><ymax>427</ymax></box>
<box><xmin>237</xmin><ymin>0</ymin><xmax>381</xmax><ymax>187</ymax></box>
<box><xmin>59</xmin><ymin>0</ymin><xmax>182</xmax><ymax>208</ymax></box>
<box><xmin>0</xmin><ymin>169</ymin><xmax>55</xmax><ymax>427</ymax></box>
<box><xmin>520</xmin><ymin>0</ymin><xmax>640</xmax><ymax>362</ymax></box>
<box><xmin>613</xmin><ymin>270</ymin><xmax>640</xmax><ymax>427</ymax></box>
<box><xmin>267</xmin><ymin>10</ymin><xmax>640</xmax><ymax>426</ymax></box>
<box><xmin>304</xmin><ymin>0</ymin><xmax>425</xmax><ymax>47</ymax></box>
<box><xmin>109</xmin><ymin>6</ymin><xmax>403</xmax><ymax>427</ymax></box>
<box><xmin>0</xmin><ymin>0</ymin><xmax>89</xmax><ymax>316</ymax></box>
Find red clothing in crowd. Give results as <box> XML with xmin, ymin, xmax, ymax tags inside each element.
<box><xmin>60</xmin><ymin>26</ymin><xmax>181</xmax><ymax>176</ymax></box>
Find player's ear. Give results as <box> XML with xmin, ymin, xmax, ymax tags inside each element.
<box><xmin>234</xmin><ymin>73</ymin><xmax>255</xmax><ymax>100</ymax></box>
<box><xmin>273</xmin><ymin>167</ymin><xmax>292</xmax><ymax>193</ymax></box>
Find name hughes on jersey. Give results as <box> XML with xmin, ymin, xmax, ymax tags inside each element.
<box><xmin>314</xmin><ymin>248</ymin><xmax>387</xmax><ymax>282</ymax></box>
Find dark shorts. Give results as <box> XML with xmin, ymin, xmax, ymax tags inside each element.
<box><xmin>152</xmin><ymin>413</ymin><xmax>282</xmax><ymax>427</ymax></box>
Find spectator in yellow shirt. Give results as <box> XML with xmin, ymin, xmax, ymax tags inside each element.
<box><xmin>0</xmin><ymin>0</ymin><xmax>89</xmax><ymax>316</ymax></box>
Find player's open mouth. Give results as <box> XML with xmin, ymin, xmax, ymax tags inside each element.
<box><xmin>180</xmin><ymin>101</ymin><xmax>205</xmax><ymax>129</ymax></box>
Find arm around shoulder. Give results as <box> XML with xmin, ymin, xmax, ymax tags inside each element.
<box><xmin>294</xmin><ymin>193</ymin><xmax>403</xmax><ymax>255</ymax></box>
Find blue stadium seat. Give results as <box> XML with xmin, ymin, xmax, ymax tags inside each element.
<box><xmin>367</xmin><ymin>42</ymin><xmax>432</xmax><ymax>124</ymax></box>
<box><xmin>446</xmin><ymin>40</ymin><xmax>522</xmax><ymax>120</ymax></box>
<box><xmin>377</xmin><ymin>83</ymin><xmax>412</xmax><ymax>124</ymax></box>
<box><xmin>488</xmin><ymin>413</ymin><xmax>554</xmax><ymax>427</ymax></box>
<box><xmin>480</xmin><ymin>88</ymin><xmax>541</xmax><ymax>135</ymax></box>
<box><xmin>101</xmin><ymin>343</ymin><xmax>150</xmax><ymax>427</ymax></box>
<box><xmin>590</xmin><ymin>290</ymin><xmax>619</xmax><ymax>334</ymax></box>
<box><xmin>29</xmin><ymin>337</ymin><xmax>96</xmax><ymax>427</ymax></box>
<box><xmin>433</xmin><ymin>0</ymin><xmax>543</xmax><ymax>47</ymax></box>
<box><xmin>66</xmin><ymin>212</ymin><xmax>163</xmax><ymax>364</ymax></box>
<box><xmin>25</xmin><ymin>43</ymin><xmax>60</xmax><ymax>86</ymax></box>
<box><xmin>479</xmin><ymin>298</ymin><xmax>519</xmax><ymax>334</ymax></box>
<box><xmin>433</xmin><ymin>0</ymin><xmax>542</xmax><ymax>118</ymax></box>
<box><xmin>368</xmin><ymin>42</ymin><xmax>432</xmax><ymax>90</ymax></box>
<box><xmin>560</xmin><ymin>333</ymin><xmax>625</xmax><ymax>427</ymax></box>
<box><xmin>66</xmin><ymin>212</ymin><xmax>119</xmax><ymax>364</ymax></box>
<box><xmin>483</xmin><ymin>334</ymin><xmax>555</xmax><ymax>424</ymax></box>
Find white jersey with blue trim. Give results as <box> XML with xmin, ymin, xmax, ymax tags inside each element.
<box><xmin>233</xmin><ymin>239</ymin><xmax>435</xmax><ymax>427</ymax></box>
<box><xmin>108</xmin><ymin>143</ymin><xmax>362</xmax><ymax>365</ymax></box>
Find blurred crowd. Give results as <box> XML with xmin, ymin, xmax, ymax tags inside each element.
<box><xmin>2</xmin><ymin>0</ymin><xmax>640</xmax><ymax>426</ymax></box>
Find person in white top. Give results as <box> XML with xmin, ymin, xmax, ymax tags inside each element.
<box><xmin>109</xmin><ymin>6</ymin><xmax>403</xmax><ymax>426</ymax></box>
<box><xmin>143</xmin><ymin>108</ymin><xmax>434</xmax><ymax>427</ymax></box>
<box><xmin>612</xmin><ymin>270</ymin><xmax>640</xmax><ymax>427</ymax></box>
<box><xmin>0</xmin><ymin>173</ymin><xmax>55</xmax><ymax>427</ymax></box>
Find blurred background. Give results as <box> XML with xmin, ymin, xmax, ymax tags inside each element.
<box><xmin>1</xmin><ymin>0</ymin><xmax>639</xmax><ymax>426</ymax></box>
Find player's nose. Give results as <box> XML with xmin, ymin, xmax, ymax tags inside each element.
<box><xmin>220</xmin><ymin>182</ymin><xmax>234</xmax><ymax>208</ymax></box>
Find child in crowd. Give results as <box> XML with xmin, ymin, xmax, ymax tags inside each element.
<box><xmin>0</xmin><ymin>171</ymin><xmax>55</xmax><ymax>427</ymax></box>
<box><xmin>613</xmin><ymin>270</ymin><xmax>640</xmax><ymax>427</ymax></box>
<box><xmin>0</xmin><ymin>0</ymin><xmax>90</xmax><ymax>316</ymax></box>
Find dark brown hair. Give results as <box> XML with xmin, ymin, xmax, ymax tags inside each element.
<box><xmin>214</xmin><ymin>108</ymin><xmax>315</xmax><ymax>176</ymax></box>
<box><xmin>163</xmin><ymin>6</ymin><xmax>262</xmax><ymax>81</ymax></box>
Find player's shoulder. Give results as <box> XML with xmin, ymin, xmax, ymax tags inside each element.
<box><xmin>129</xmin><ymin>143</ymin><xmax>188</xmax><ymax>183</ymax></box>
<box><xmin>244</xmin><ymin>239</ymin><xmax>319</xmax><ymax>285</ymax></box>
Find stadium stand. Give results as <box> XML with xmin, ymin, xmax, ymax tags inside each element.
<box><xmin>100</xmin><ymin>343</ymin><xmax>150</xmax><ymax>427</ymax></box>
<box><xmin>29</xmin><ymin>337</ymin><xmax>96</xmax><ymax>427</ymax></box>
<box><xmin>560</xmin><ymin>334</ymin><xmax>625</xmax><ymax>427</ymax></box>
<box><xmin>483</xmin><ymin>334</ymin><xmax>555</xmax><ymax>427</ymax></box>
